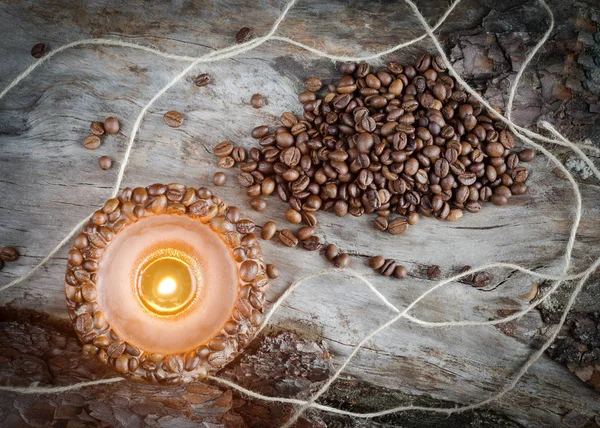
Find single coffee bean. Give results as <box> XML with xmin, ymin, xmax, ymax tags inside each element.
<box><xmin>427</xmin><ymin>265</ymin><xmax>441</xmax><ymax>279</ymax></box>
<box><xmin>266</xmin><ymin>264</ymin><xmax>279</xmax><ymax>279</ymax></box>
<box><xmin>214</xmin><ymin>141</ymin><xmax>234</xmax><ymax>157</ymax></box>
<box><xmin>407</xmin><ymin>212</ymin><xmax>419</xmax><ymax>225</ymax></box>
<box><xmin>250</xmin><ymin>94</ymin><xmax>265</xmax><ymax>108</ymax></box>
<box><xmin>394</xmin><ymin>265</ymin><xmax>408</xmax><ymax>279</ymax></box>
<box><xmin>334</xmin><ymin>253</ymin><xmax>350</xmax><ymax>268</ymax></box>
<box><xmin>380</xmin><ymin>259</ymin><xmax>396</xmax><ymax>276</ymax></box>
<box><xmin>302</xmin><ymin>212</ymin><xmax>318</xmax><ymax>227</ymax></box>
<box><xmin>261</xmin><ymin>221</ymin><xmax>277</xmax><ymax>240</ymax></box>
<box><xmin>305</xmin><ymin>77</ymin><xmax>322</xmax><ymax>92</ymax></box>
<box><xmin>491</xmin><ymin>194</ymin><xmax>508</xmax><ymax>206</ymax></box>
<box><xmin>279</xmin><ymin>229</ymin><xmax>298</xmax><ymax>247</ymax></box>
<box><xmin>518</xmin><ymin>149</ymin><xmax>535</xmax><ymax>162</ymax></box>
<box><xmin>235</xmin><ymin>27</ymin><xmax>253</xmax><ymax>43</ymax></box>
<box><xmin>325</xmin><ymin>243</ymin><xmax>339</xmax><ymax>261</ymax></box>
<box><xmin>301</xmin><ymin>236</ymin><xmax>322</xmax><ymax>251</ymax></box>
<box><xmin>388</xmin><ymin>217</ymin><xmax>408</xmax><ymax>235</ymax></box>
<box><xmin>218</xmin><ymin>156</ymin><xmax>235</xmax><ymax>169</ymax></box>
<box><xmin>164</xmin><ymin>110</ymin><xmax>184</xmax><ymax>128</ymax></box>
<box><xmin>104</xmin><ymin>117</ymin><xmax>120</xmax><ymax>134</ymax></box>
<box><xmin>285</xmin><ymin>208</ymin><xmax>302</xmax><ymax>224</ymax></box>
<box><xmin>31</xmin><ymin>43</ymin><xmax>46</xmax><ymax>58</ymax></box>
<box><xmin>373</xmin><ymin>216</ymin><xmax>388</xmax><ymax>231</ymax></box>
<box><xmin>0</xmin><ymin>247</ymin><xmax>19</xmax><ymax>262</ymax></box>
<box><xmin>232</xmin><ymin>147</ymin><xmax>247</xmax><ymax>163</ymax></box>
<box><xmin>213</xmin><ymin>172</ymin><xmax>227</xmax><ymax>186</ymax></box>
<box><xmin>83</xmin><ymin>135</ymin><xmax>101</xmax><ymax>150</ymax></box>
<box><xmin>98</xmin><ymin>156</ymin><xmax>113</xmax><ymax>170</ymax></box>
<box><xmin>296</xmin><ymin>226</ymin><xmax>315</xmax><ymax>241</ymax></box>
<box><xmin>250</xmin><ymin>197</ymin><xmax>267</xmax><ymax>211</ymax></box>
<box><xmin>369</xmin><ymin>255</ymin><xmax>385</xmax><ymax>269</ymax></box>
<box><xmin>90</xmin><ymin>121</ymin><xmax>105</xmax><ymax>136</ymax></box>
<box><xmin>193</xmin><ymin>73</ymin><xmax>211</xmax><ymax>87</ymax></box>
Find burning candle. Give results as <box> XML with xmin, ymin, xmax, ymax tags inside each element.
<box><xmin>65</xmin><ymin>184</ymin><xmax>270</xmax><ymax>383</ymax></box>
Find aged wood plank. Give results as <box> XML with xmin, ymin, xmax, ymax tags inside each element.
<box><xmin>0</xmin><ymin>0</ymin><xmax>599</xmax><ymax>426</ymax></box>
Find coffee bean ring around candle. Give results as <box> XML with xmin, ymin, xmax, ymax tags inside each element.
<box><xmin>64</xmin><ymin>183</ymin><xmax>269</xmax><ymax>383</ymax></box>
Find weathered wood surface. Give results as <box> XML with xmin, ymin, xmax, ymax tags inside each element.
<box><xmin>0</xmin><ymin>0</ymin><xmax>599</xmax><ymax>426</ymax></box>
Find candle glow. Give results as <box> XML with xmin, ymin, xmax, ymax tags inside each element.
<box><xmin>158</xmin><ymin>277</ymin><xmax>177</xmax><ymax>295</ymax></box>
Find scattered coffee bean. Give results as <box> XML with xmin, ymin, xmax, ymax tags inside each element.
<box><xmin>518</xmin><ymin>149</ymin><xmax>535</xmax><ymax>162</ymax></box>
<box><xmin>427</xmin><ymin>265</ymin><xmax>441</xmax><ymax>279</ymax></box>
<box><xmin>302</xmin><ymin>212</ymin><xmax>317</xmax><ymax>227</ymax></box>
<box><xmin>380</xmin><ymin>259</ymin><xmax>396</xmax><ymax>276</ymax></box>
<box><xmin>388</xmin><ymin>217</ymin><xmax>408</xmax><ymax>235</ymax></box>
<box><xmin>250</xmin><ymin>94</ymin><xmax>265</xmax><ymax>108</ymax></box>
<box><xmin>370</xmin><ymin>255</ymin><xmax>385</xmax><ymax>269</ymax></box>
<box><xmin>98</xmin><ymin>156</ymin><xmax>113</xmax><ymax>170</ymax></box>
<box><xmin>266</xmin><ymin>264</ymin><xmax>279</xmax><ymax>279</ymax></box>
<box><xmin>218</xmin><ymin>156</ymin><xmax>235</xmax><ymax>169</ymax></box>
<box><xmin>296</xmin><ymin>226</ymin><xmax>315</xmax><ymax>241</ymax></box>
<box><xmin>261</xmin><ymin>221</ymin><xmax>277</xmax><ymax>240</ymax></box>
<box><xmin>214</xmin><ymin>141</ymin><xmax>234</xmax><ymax>157</ymax></box>
<box><xmin>0</xmin><ymin>247</ymin><xmax>19</xmax><ymax>262</ymax></box>
<box><xmin>250</xmin><ymin>197</ymin><xmax>267</xmax><ymax>212</ymax></box>
<box><xmin>325</xmin><ymin>244</ymin><xmax>339</xmax><ymax>261</ymax></box>
<box><xmin>235</xmin><ymin>27</ymin><xmax>253</xmax><ymax>43</ymax></box>
<box><xmin>213</xmin><ymin>172</ymin><xmax>227</xmax><ymax>186</ymax></box>
<box><xmin>83</xmin><ymin>135</ymin><xmax>101</xmax><ymax>150</ymax></box>
<box><xmin>373</xmin><ymin>216</ymin><xmax>388</xmax><ymax>231</ymax></box>
<box><xmin>394</xmin><ymin>265</ymin><xmax>408</xmax><ymax>279</ymax></box>
<box><xmin>285</xmin><ymin>208</ymin><xmax>302</xmax><ymax>224</ymax></box>
<box><xmin>193</xmin><ymin>73</ymin><xmax>211</xmax><ymax>87</ymax></box>
<box><xmin>31</xmin><ymin>43</ymin><xmax>46</xmax><ymax>58</ymax></box>
<box><xmin>278</xmin><ymin>229</ymin><xmax>298</xmax><ymax>247</ymax></box>
<box><xmin>334</xmin><ymin>253</ymin><xmax>350</xmax><ymax>268</ymax></box>
<box><xmin>90</xmin><ymin>121</ymin><xmax>105</xmax><ymax>136</ymax></box>
<box><xmin>301</xmin><ymin>236</ymin><xmax>322</xmax><ymax>251</ymax></box>
<box><xmin>407</xmin><ymin>212</ymin><xmax>419</xmax><ymax>226</ymax></box>
<box><xmin>104</xmin><ymin>117</ymin><xmax>120</xmax><ymax>135</ymax></box>
<box><xmin>304</xmin><ymin>77</ymin><xmax>322</xmax><ymax>92</ymax></box>
<box><xmin>164</xmin><ymin>110</ymin><xmax>184</xmax><ymax>128</ymax></box>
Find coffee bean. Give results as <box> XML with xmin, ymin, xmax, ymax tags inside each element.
<box><xmin>240</xmin><ymin>260</ymin><xmax>259</xmax><ymax>281</ymax></box>
<box><xmin>250</xmin><ymin>197</ymin><xmax>267</xmax><ymax>211</ymax></box>
<box><xmin>213</xmin><ymin>172</ymin><xmax>226</xmax><ymax>186</ymax></box>
<box><xmin>473</xmin><ymin>271</ymin><xmax>491</xmax><ymax>288</ymax></box>
<box><xmin>388</xmin><ymin>217</ymin><xmax>408</xmax><ymax>235</ymax></box>
<box><xmin>370</xmin><ymin>255</ymin><xmax>385</xmax><ymax>269</ymax></box>
<box><xmin>380</xmin><ymin>259</ymin><xmax>396</xmax><ymax>276</ymax></box>
<box><xmin>218</xmin><ymin>156</ymin><xmax>235</xmax><ymax>169</ymax></box>
<box><xmin>518</xmin><ymin>149</ymin><xmax>535</xmax><ymax>162</ymax></box>
<box><xmin>164</xmin><ymin>110</ymin><xmax>184</xmax><ymax>128</ymax></box>
<box><xmin>305</xmin><ymin>77</ymin><xmax>322</xmax><ymax>92</ymax></box>
<box><xmin>325</xmin><ymin>244</ymin><xmax>339</xmax><ymax>261</ymax></box>
<box><xmin>285</xmin><ymin>208</ymin><xmax>302</xmax><ymax>224</ymax></box>
<box><xmin>251</xmin><ymin>94</ymin><xmax>265</xmax><ymax>108</ymax></box>
<box><xmin>235</xmin><ymin>27</ymin><xmax>253</xmax><ymax>43</ymax></box>
<box><xmin>261</xmin><ymin>221</ymin><xmax>277</xmax><ymax>240</ymax></box>
<box><xmin>232</xmin><ymin>147</ymin><xmax>247</xmax><ymax>163</ymax></box>
<box><xmin>214</xmin><ymin>141</ymin><xmax>234</xmax><ymax>157</ymax></box>
<box><xmin>427</xmin><ymin>265</ymin><xmax>441</xmax><ymax>279</ymax></box>
<box><xmin>296</xmin><ymin>226</ymin><xmax>315</xmax><ymax>241</ymax></box>
<box><xmin>266</xmin><ymin>264</ymin><xmax>279</xmax><ymax>279</ymax></box>
<box><xmin>334</xmin><ymin>253</ymin><xmax>350</xmax><ymax>268</ymax></box>
<box><xmin>31</xmin><ymin>43</ymin><xmax>46</xmax><ymax>58</ymax></box>
<box><xmin>193</xmin><ymin>73</ymin><xmax>211</xmax><ymax>87</ymax></box>
<box><xmin>98</xmin><ymin>156</ymin><xmax>113</xmax><ymax>170</ymax></box>
<box><xmin>279</xmin><ymin>229</ymin><xmax>298</xmax><ymax>247</ymax></box>
<box><xmin>374</xmin><ymin>216</ymin><xmax>388</xmax><ymax>231</ymax></box>
<box><xmin>104</xmin><ymin>117</ymin><xmax>120</xmax><ymax>134</ymax></box>
<box><xmin>90</xmin><ymin>121</ymin><xmax>105</xmax><ymax>136</ymax></box>
<box><xmin>394</xmin><ymin>265</ymin><xmax>408</xmax><ymax>279</ymax></box>
<box><xmin>301</xmin><ymin>236</ymin><xmax>322</xmax><ymax>251</ymax></box>
<box><xmin>302</xmin><ymin>212</ymin><xmax>318</xmax><ymax>227</ymax></box>
<box><xmin>83</xmin><ymin>135</ymin><xmax>101</xmax><ymax>150</ymax></box>
<box><xmin>407</xmin><ymin>212</ymin><xmax>419</xmax><ymax>225</ymax></box>
<box><xmin>491</xmin><ymin>194</ymin><xmax>508</xmax><ymax>206</ymax></box>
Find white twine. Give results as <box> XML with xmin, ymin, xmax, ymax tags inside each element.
<box><xmin>0</xmin><ymin>0</ymin><xmax>598</xmax><ymax>424</ymax></box>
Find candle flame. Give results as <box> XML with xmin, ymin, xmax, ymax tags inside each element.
<box><xmin>157</xmin><ymin>277</ymin><xmax>177</xmax><ymax>295</ymax></box>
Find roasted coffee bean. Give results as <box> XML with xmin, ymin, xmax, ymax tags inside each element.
<box><xmin>163</xmin><ymin>110</ymin><xmax>184</xmax><ymax>128</ymax></box>
<box><xmin>301</xmin><ymin>236</ymin><xmax>322</xmax><ymax>251</ymax></box>
<box><xmin>407</xmin><ymin>212</ymin><xmax>419</xmax><ymax>225</ymax></box>
<box><xmin>278</xmin><ymin>229</ymin><xmax>298</xmax><ymax>247</ymax></box>
<box><xmin>334</xmin><ymin>253</ymin><xmax>350</xmax><ymax>268</ymax></box>
<box><xmin>285</xmin><ymin>208</ymin><xmax>302</xmax><ymax>224</ymax></box>
<box><xmin>369</xmin><ymin>255</ymin><xmax>385</xmax><ymax>269</ymax></box>
<box><xmin>261</xmin><ymin>221</ymin><xmax>277</xmax><ymax>240</ymax></box>
<box><xmin>296</xmin><ymin>226</ymin><xmax>315</xmax><ymax>241</ymax></box>
<box><xmin>250</xmin><ymin>197</ymin><xmax>267</xmax><ymax>211</ymax></box>
<box><xmin>374</xmin><ymin>216</ymin><xmax>388</xmax><ymax>231</ymax></box>
<box><xmin>380</xmin><ymin>259</ymin><xmax>396</xmax><ymax>276</ymax></box>
<box><xmin>214</xmin><ymin>141</ymin><xmax>234</xmax><ymax>157</ymax></box>
<box><xmin>427</xmin><ymin>265</ymin><xmax>441</xmax><ymax>279</ymax></box>
<box><xmin>519</xmin><ymin>149</ymin><xmax>535</xmax><ymax>162</ymax></box>
<box><xmin>213</xmin><ymin>172</ymin><xmax>227</xmax><ymax>186</ymax></box>
<box><xmin>235</xmin><ymin>27</ymin><xmax>253</xmax><ymax>43</ymax></box>
<box><xmin>250</xmin><ymin>93</ymin><xmax>265</xmax><ymax>108</ymax></box>
<box><xmin>388</xmin><ymin>217</ymin><xmax>408</xmax><ymax>235</ymax></box>
<box><xmin>491</xmin><ymin>194</ymin><xmax>508</xmax><ymax>206</ymax></box>
<box><xmin>305</xmin><ymin>77</ymin><xmax>322</xmax><ymax>92</ymax></box>
<box><xmin>98</xmin><ymin>156</ymin><xmax>113</xmax><ymax>170</ymax></box>
<box><xmin>302</xmin><ymin>211</ymin><xmax>318</xmax><ymax>226</ymax></box>
<box><xmin>394</xmin><ymin>265</ymin><xmax>408</xmax><ymax>279</ymax></box>
<box><xmin>218</xmin><ymin>156</ymin><xmax>235</xmax><ymax>169</ymax></box>
<box><xmin>31</xmin><ymin>42</ymin><xmax>46</xmax><ymax>58</ymax></box>
<box><xmin>193</xmin><ymin>73</ymin><xmax>211</xmax><ymax>87</ymax></box>
<box><xmin>83</xmin><ymin>135</ymin><xmax>101</xmax><ymax>150</ymax></box>
<box><xmin>325</xmin><ymin>243</ymin><xmax>339</xmax><ymax>261</ymax></box>
<box><xmin>104</xmin><ymin>117</ymin><xmax>120</xmax><ymax>135</ymax></box>
<box><xmin>266</xmin><ymin>264</ymin><xmax>279</xmax><ymax>279</ymax></box>
<box><xmin>473</xmin><ymin>271</ymin><xmax>491</xmax><ymax>288</ymax></box>
<box><xmin>90</xmin><ymin>121</ymin><xmax>105</xmax><ymax>136</ymax></box>
<box><xmin>240</xmin><ymin>260</ymin><xmax>259</xmax><ymax>281</ymax></box>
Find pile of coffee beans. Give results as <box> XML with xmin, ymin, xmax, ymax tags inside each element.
<box><xmin>0</xmin><ymin>246</ymin><xmax>19</xmax><ymax>271</ymax></box>
<box><xmin>220</xmin><ymin>54</ymin><xmax>534</xmax><ymax>240</ymax></box>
